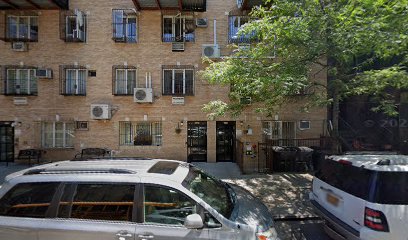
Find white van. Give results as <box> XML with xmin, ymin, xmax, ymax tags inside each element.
<box><xmin>310</xmin><ymin>152</ymin><xmax>408</xmax><ymax>240</ymax></box>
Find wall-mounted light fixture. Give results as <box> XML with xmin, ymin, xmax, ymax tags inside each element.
<box><xmin>175</xmin><ymin>120</ymin><xmax>184</xmax><ymax>134</ymax></box>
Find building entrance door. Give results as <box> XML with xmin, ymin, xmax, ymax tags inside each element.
<box><xmin>187</xmin><ymin>122</ymin><xmax>207</xmax><ymax>162</ymax></box>
<box><xmin>0</xmin><ymin>122</ymin><xmax>14</xmax><ymax>164</ymax></box>
<box><xmin>216</xmin><ymin>122</ymin><xmax>236</xmax><ymax>162</ymax></box>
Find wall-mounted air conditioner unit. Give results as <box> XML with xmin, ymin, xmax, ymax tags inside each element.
<box><xmin>11</xmin><ymin>42</ymin><xmax>28</xmax><ymax>52</ymax></box>
<box><xmin>196</xmin><ymin>18</ymin><xmax>208</xmax><ymax>27</ymax></box>
<box><xmin>134</xmin><ymin>88</ymin><xmax>153</xmax><ymax>103</ymax></box>
<box><xmin>238</xmin><ymin>44</ymin><xmax>250</xmax><ymax>51</ymax></box>
<box><xmin>202</xmin><ymin>44</ymin><xmax>220</xmax><ymax>58</ymax></box>
<box><xmin>90</xmin><ymin>104</ymin><xmax>111</xmax><ymax>120</ymax></box>
<box><xmin>172</xmin><ymin>42</ymin><xmax>185</xmax><ymax>52</ymax></box>
<box><xmin>36</xmin><ymin>69</ymin><xmax>53</xmax><ymax>79</ymax></box>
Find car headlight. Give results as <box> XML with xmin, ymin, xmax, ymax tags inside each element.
<box><xmin>256</xmin><ymin>227</ymin><xmax>279</xmax><ymax>240</ymax></box>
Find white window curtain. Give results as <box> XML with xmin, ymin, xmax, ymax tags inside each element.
<box><xmin>6</xmin><ymin>69</ymin><xmax>37</xmax><ymax>95</ymax></box>
<box><xmin>66</xmin><ymin>69</ymin><xmax>86</xmax><ymax>95</ymax></box>
<box><xmin>115</xmin><ymin>69</ymin><xmax>136</xmax><ymax>95</ymax></box>
<box><xmin>42</xmin><ymin>122</ymin><xmax>75</xmax><ymax>148</ymax></box>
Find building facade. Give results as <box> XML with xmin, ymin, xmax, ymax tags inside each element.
<box><xmin>0</xmin><ymin>0</ymin><xmax>327</xmax><ymax>172</ymax></box>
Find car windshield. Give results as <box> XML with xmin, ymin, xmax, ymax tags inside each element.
<box><xmin>182</xmin><ymin>166</ymin><xmax>234</xmax><ymax>219</ymax></box>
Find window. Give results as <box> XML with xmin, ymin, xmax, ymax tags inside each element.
<box><xmin>262</xmin><ymin>121</ymin><xmax>296</xmax><ymax>141</ymax></box>
<box><xmin>182</xmin><ymin>166</ymin><xmax>233</xmax><ymax>219</ymax></box>
<box><xmin>59</xmin><ymin>66</ymin><xmax>87</xmax><ymax>95</ymax></box>
<box><xmin>162</xmin><ymin>67</ymin><xmax>194</xmax><ymax>96</ymax></box>
<box><xmin>5</xmin><ymin>68</ymin><xmax>37</xmax><ymax>95</ymax></box>
<box><xmin>112</xmin><ymin>9</ymin><xmax>137</xmax><ymax>43</ymax></box>
<box><xmin>144</xmin><ymin>185</ymin><xmax>196</xmax><ymax>225</ymax></box>
<box><xmin>162</xmin><ymin>16</ymin><xmax>195</xmax><ymax>42</ymax></box>
<box><xmin>6</xmin><ymin>16</ymin><xmax>38</xmax><ymax>41</ymax></box>
<box><xmin>57</xmin><ymin>184</ymin><xmax>135</xmax><ymax>222</ymax></box>
<box><xmin>42</xmin><ymin>122</ymin><xmax>75</xmax><ymax>148</ymax></box>
<box><xmin>228</xmin><ymin>16</ymin><xmax>256</xmax><ymax>43</ymax></box>
<box><xmin>62</xmin><ymin>10</ymin><xmax>86</xmax><ymax>42</ymax></box>
<box><xmin>119</xmin><ymin>121</ymin><xmax>162</xmax><ymax>146</ymax></box>
<box><xmin>0</xmin><ymin>183</ymin><xmax>59</xmax><ymax>218</ymax></box>
<box><xmin>315</xmin><ymin>160</ymin><xmax>373</xmax><ymax>200</ymax></box>
<box><xmin>113</xmin><ymin>66</ymin><xmax>137</xmax><ymax>95</ymax></box>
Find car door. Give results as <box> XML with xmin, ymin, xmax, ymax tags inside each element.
<box><xmin>0</xmin><ymin>182</ymin><xmax>60</xmax><ymax>240</ymax></box>
<box><xmin>38</xmin><ymin>183</ymin><xmax>138</xmax><ymax>240</ymax></box>
<box><xmin>135</xmin><ymin>184</ymin><xmax>211</xmax><ymax>240</ymax></box>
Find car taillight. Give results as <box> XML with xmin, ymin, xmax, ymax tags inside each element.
<box><xmin>364</xmin><ymin>207</ymin><xmax>389</xmax><ymax>232</ymax></box>
<box><xmin>338</xmin><ymin>159</ymin><xmax>352</xmax><ymax>165</ymax></box>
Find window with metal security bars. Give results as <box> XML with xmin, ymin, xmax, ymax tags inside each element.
<box><xmin>119</xmin><ymin>121</ymin><xmax>162</xmax><ymax>146</ymax></box>
<box><xmin>112</xmin><ymin>9</ymin><xmax>137</xmax><ymax>43</ymax></box>
<box><xmin>228</xmin><ymin>16</ymin><xmax>257</xmax><ymax>44</ymax></box>
<box><xmin>162</xmin><ymin>67</ymin><xmax>194</xmax><ymax>96</ymax></box>
<box><xmin>41</xmin><ymin>122</ymin><xmax>75</xmax><ymax>148</ymax></box>
<box><xmin>6</xmin><ymin>15</ymin><xmax>38</xmax><ymax>42</ymax></box>
<box><xmin>112</xmin><ymin>66</ymin><xmax>137</xmax><ymax>95</ymax></box>
<box><xmin>60</xmin><ymin>10</ymin><xmax>87</xmax><ymax>42</ymax></box>
<box><xmin>262</xmin><ymin>121</ymin><xmax>296</xmax><ymax>142</ymax></box>
<box><xmin>162</xmin><ymin>15</ymin><xmax>195</xmax><ymax>42</ymax></box>
<box><xmin>4</xmin><ymin>68</ymin><xmax>37</xmax><ymax>95</ymax></box>
<box><xmin>57</xmin><ymin>184</ymin><xmax>135</xmax><ymax>222</ymax></box>
<box><xmin>59</xmin><ymin>66</ymin><xmax>87</xmax><ymax>95</ymax></box>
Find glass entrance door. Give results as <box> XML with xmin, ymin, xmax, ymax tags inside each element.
<box><xmin>187</xmin><ymin>122</ymin><xmax>207</xmax><ymax>162</ymax></box>
<box><xmin>0</xmin><ymin>122</ymin><xmax>14</xmax><ymax>163</ymax></box>
<box><xmin>216</xmin><ymin>122</ymin><xmax>236</xmax><ymax>162</ymax></box>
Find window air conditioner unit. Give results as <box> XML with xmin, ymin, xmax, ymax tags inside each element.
<box><xmin>134</xmin><ymin>88</ymin><xmax>153</xmax><ymax>103</ymax></box>
<box><xmin>11</xmin><ymin>42</ymin><xmax>28</xmax><ymax>52</ymax></box>
<box><xmin>172</xmin><ymin>42</ymin><xmax>185</xmax><ymax>52</ymax></box>
<box><xmin>195</xmin><ymin>18</ymin><xmax>208</xmax><ymax>27</ymax></box>
<box><xmin>202</xmin><ymin>44</ymin><xmax>220</xmax><ymax>58</ymax></box>
<box><xmin>36</xmin><ymin>69</ymin><xmax>53</xmax><ymax>79</ymax></box>
<box><xmin>238</xmin><ymin>44</ymin><xmax>250</xmax><ymax>51</ymax></box>
<box><xmin>90</xmin><ymin>104</ymin><xmax>111</xmax><ymax>120</ymax></box>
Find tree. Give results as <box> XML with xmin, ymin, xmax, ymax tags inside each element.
<box><xmin>201</xmin><ymin>0</ymin><xmax>408</xmax><ymax>136</ymax></box>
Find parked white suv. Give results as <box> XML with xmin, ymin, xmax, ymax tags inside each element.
<box><xmin>0</xmin><ymin>158</ymin><xmax>279</xmax><ymax>240</ymax></box>
<box><xmin>310</xmin><ymin>152</ymin><xmax>408</xmax><ymax>240</ymax></box>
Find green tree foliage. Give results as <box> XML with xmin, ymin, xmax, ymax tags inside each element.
<box><xmin>201</xmin><ymin>0</ymin><xmax>408</xmax><ymax>125</ymax></box>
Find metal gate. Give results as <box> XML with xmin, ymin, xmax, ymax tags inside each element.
<box><xmin>216</xmin><ymin>121</ymin><xmax>236</xmax><ymax>162</ymax></box>
<box><xmin>0</xmin><ymin>122</ymin><xmax>14</xmax><ymax>164</ymax></box>
<box><xmin>187</xmin><ymin>121</ymin><xmax>207</xmax><ymax>162</ymax></box>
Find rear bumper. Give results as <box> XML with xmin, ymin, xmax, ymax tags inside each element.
<box><xmin>310</xmin><ymin>199</ymin><xmax>360</xmax><ymax>240</ymax></box>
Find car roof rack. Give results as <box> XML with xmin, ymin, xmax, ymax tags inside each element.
<box><xmin>70</xmin><ymin>157</ymin><xmax>152</xmax><ymax>161</ymax></box>
<box><xmin>23</xmin><ymin>168</ymin><xmax>136</xmax><ymax>175</ymax></box>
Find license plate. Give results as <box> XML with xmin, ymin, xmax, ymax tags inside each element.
<box><xmin>326</xmin><ymin>193</ymin><xmax>339</xmax><ymax>207</ymax></box>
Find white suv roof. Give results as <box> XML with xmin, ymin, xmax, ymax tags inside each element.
<box><xmin>328</xmin><ymin>152</ymin><xmax>408</xmax><ymax>172</ymax></box>
<box><xmin>5</xmin><ymin>158</ymin><xmax>190</xmax><ymax>185</ymax></box>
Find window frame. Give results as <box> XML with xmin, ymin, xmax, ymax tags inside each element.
<box><xmin>162</xmin><ymin>68</ymin><xmax>195</xmax><ymax>96</ymax></box>
<box><xmin>41</xmin><ymin>122</ymin><xmax>75</xmax><ymax>149</ymax></box>
<box><xmin>5</xmin><ymin>68</ymin><xmax>37</xmax><ymax>96</ymax></box>
<box><xmin>162</xmin><ymin>15</ymin><xmax>195</xmax><ymax>42</ymax></box>
<box><xmin>228</xmin><ymin>15</ymin><xmax>256</xmax><ymax>44</ymax></box>
<box><xmin>141</xmin><ymin>183</ymin><xmax>199</xmax><ymax>226</ymax></box>
<box><xmin>112</xmin><ymin>9</ymin><xmax>138</xmax><ymax>43</ymax></box>
<box><xmin>262</xmin><ymin>120</ymin><xmax>297</xmax><ymax>141</ymax></box>
<box><xmin>60</xmin><ymin>66</ymin><xmax>87</xmax><ymax>96</ymax></box>
<box><xmin>119</xmin><ymin>121</ymin><xmax>162</xmax><ymax>146</ymax></box>
<box><xmin>6</xmin><ymin>15</ymin><xmax>38</xmax><ymax>41</ymax></box>
<box><xmin>113</xmin><ymin>66</ymin><xmax>137</xmax><ymax>95</ymax></box>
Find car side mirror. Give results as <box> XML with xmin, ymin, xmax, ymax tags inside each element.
<box><xmin>184</xmin><ymin>213</ymin><xmax>204</xmax><ymax>229</ymax></box>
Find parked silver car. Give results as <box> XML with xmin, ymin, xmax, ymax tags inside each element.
<box><xmin>0</xmin><ymin>158</ymin><xmax>279</xmax><ymax>240</ymax></box>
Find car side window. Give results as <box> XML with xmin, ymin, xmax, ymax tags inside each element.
<box><xmin>57</xmin><ymin>183</ymin><xmax>135</xmax><ymax>222</ymax></box>
<box><xmin>144</xmin><ymin>185</ymin><xmax>196</xmax><ymax>226</ymax></box>
<box><xmin>0</xmin><ymin>182</ymin><xmax>59</xmax><ymax>218</ymax></box>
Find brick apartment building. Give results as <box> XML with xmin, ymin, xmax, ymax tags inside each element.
<box><xmin>0</xmin><ymin>0</ymin><xmax>327</xmax><ymax>172</ymax></box>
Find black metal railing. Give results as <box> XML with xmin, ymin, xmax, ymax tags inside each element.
<box><xmin>112</xmin><ymin>23</ymin><xmax>137</xmax><ymax>43</ymax></box>
<box><xmin>162</xmin><ymin>34</ymin><xmax>195</xmax><ymax>43</ymax></box>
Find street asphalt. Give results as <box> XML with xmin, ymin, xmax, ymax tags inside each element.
<box><xmin>0</xmin><ymin>161</ymin><xmax>331</xmax><ymax>240</ymax></box>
